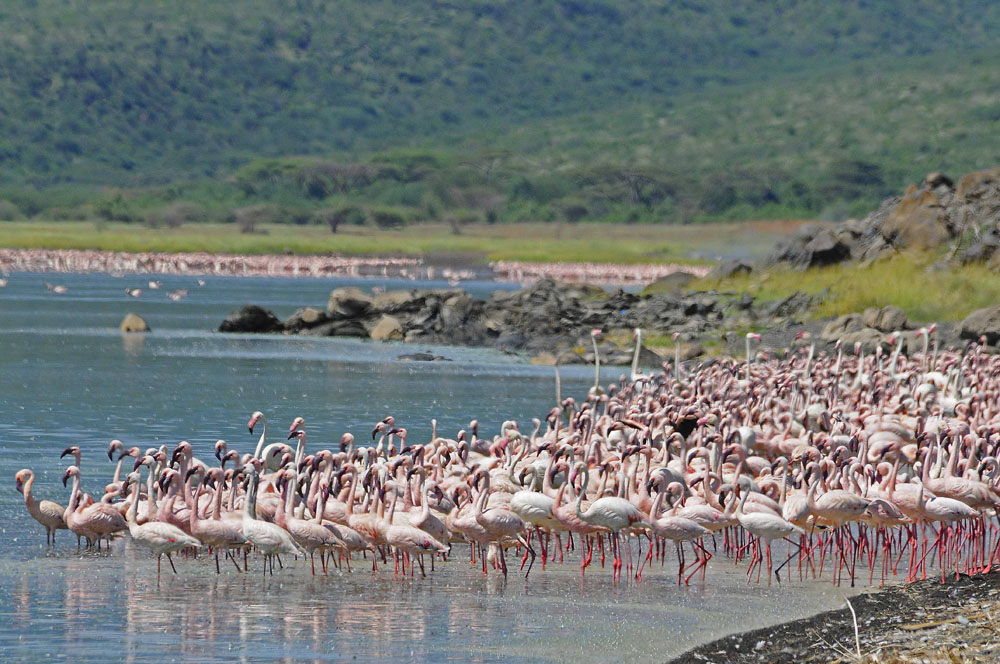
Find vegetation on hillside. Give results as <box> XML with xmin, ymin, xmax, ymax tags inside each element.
<box><xmin>1</xmin><ymin>1</ymin><xmax>999</xmax><ymax>230</ymax></box>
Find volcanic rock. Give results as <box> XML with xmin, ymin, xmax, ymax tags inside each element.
<box><xmin>219</xmin><ymin>305</ymin><xmax>282</xmax><ymax>333</ymax></box>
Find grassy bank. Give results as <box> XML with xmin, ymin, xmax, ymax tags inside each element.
<box><xmin>695</xmin><ymin>253</ymin><xmax>1000</xmax><ymax>322</ymax></box>
<box><xmin>0</xmin><ymin>220</ymin><xmax>808</xmax><ymax>265</ymax></box>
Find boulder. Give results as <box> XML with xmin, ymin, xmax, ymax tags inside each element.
<box><xmin>119</xmin><ymin>313</ymin><xmax>150</xmax><ymax>333</ymax></box>
<box><xmin>219</xmin><ymin>305</ymin><xmax>283</xmax><ymax>333</ymax></box>
<box><xmin>839</xmin><ymin>327</ymin><xmax>886</xmax><ymax>352</ymax></box>
<box><xmin>961</xmin><ymin>232</ymin><xmax>1000</xmax><ymax>264</ymax></box>
<box><xmin>369</xmin><ymin>315</ymin><xmax>404</xmax><ymax>341</ymax></box>
<box><xmin>643</xmin><ymin>271</ymin><xmax>696</xmax><ymax>295</ymax></box>
<box><xmin>960</xmin><ymin>305</ymin><xmax>1000</xmax><ymax>345</ymax></box>
<box><xmin>283</xmin><ymin>307</ymin><xmax>330</xmax><ymax>332</ymax></box>
<box><xmin>299</xmin><ymin>319</ymin><xmax>369</xmax><ymax>337</ymax></box>
<box><xmin>862</xmin><ymin>305</ymin><xmax>909</xmax><ymax>332</ymax></box>
<box><xmin>372</xmin><ymin>289</ymin><xmax>423</xmax><ymax>313</ymax></box>
<box><xmin>707</xmin><ymin>259</ymin><xmax>752</xmax><ymax>280</ymax></box>
<box><xmin>881</xmin><ymin>186</ymin><xmax>953</xmax><ymax>250</ymax></box>
<box><xmin>803</xmin><ymin>229</ymin><xmax>851</xmax><ymax>267</ymax></box>
<box><xmin>820</xmin><ymin>313</ymin><xmax>864</xmax><ymax>342</ymax></box>
<box><xmin>327</xmin><ymin>287</ymin><xmax>372</xmax><ymax>316</ymax></box>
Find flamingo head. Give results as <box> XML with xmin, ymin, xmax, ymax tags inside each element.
<box><xmin>14</xmin><ymin>469</ymin><xmax>29</xmax><ymax>493</ymax></box>
<box><xmin>60</xmin><ymin>446</ymin><xmax>80</xmax><ymax>460</ymax></box>
<box><xmin>214</xmin><ymin>440</ymin><xmax>227</xmax><ymax>460</ymax></box>
<box><xmin>248</xmin><ymin>411</ymin><xmax>264</xmax><ymax>433</ymax></box>
<box><xmin>289</xmin><ymin>416</ymin><xmax>305</xmax><ymax>433</ymax></box>
<box><xmin>107</xmin><ymin>439</ymin><xmax>124</xmax><ymax>460</ymax></box>
<box><xmin>746</xmin><ymin>332</ymin><xmax>761</xmax><ymax>341</ymax></box>
<box><xmin>171</xmin><ymin>441</ymin><xmax>192</xmax><ymax>465</ymax></box>
<box><xmin>288</xmin><ymin>428</ymin><xmax>305</xmax><ymax>441</ymax></box>
<box><xmin>340</xmin><ymin>433</ymin><xmax>354</xmax><ymax>452</ymax></box>
<box><xmin>62</xmin><ymin>466</ymin><xmax>80</xmax><ymax>487</ymax></box>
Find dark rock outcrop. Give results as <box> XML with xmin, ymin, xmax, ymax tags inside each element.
<box><xmin>961</xmin><ymin>305</ymin><xmax>1000</xmax><ymax>345</ymax></box>
<box><xmin>763</xmin><ymin>167</ymin><xmax>1000</xmax><ymax>271</ymax></box>
<box><xmin>219</xmin><ymin>305</ymin><xmax>283</xmax><ymax>333</ymax></box>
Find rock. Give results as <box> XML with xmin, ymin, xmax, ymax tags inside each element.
<box><xmin>397</xmin><ymin>351</ymin><xmax>451</xmax><ymax>361</ymax></box>
<box><xmin>495</xmin><ymin>332</ymin><xmax>529</xmax><ymax>351</ymax></box>
<box><xmin>643</xmin><ymin>271</ymin><xmax>696</xmax><ymax>295</ymax></box>
<box><xmin>961</xmin><ymin>232</ymin><xmax>1000</xmax><ymax>263</ymax></box>
<box><xmin>840</xmin><ymin>327</ymin><xmax>886</xmax><ymax>351</ymax></box>
<box><xmin>369</xmin><ymin>315</ymin><xmax>404</xmax><ymax>341</ymax></box>
<box><xmin>707</xmin><ymin>259</ymin><xmax>752</xmax><ymax>280</ymax></box>
<box><xmin>327</xmin><ymin>287</ymin><xmax>372</xmax><ymax>316</ymax></box>
<box><xmin>119</xmin><ymin>313</ymin><xmax>150</xmax><ymax>333</ymax></box>
<box><xmin>924</xmin><ymin>172</ymin><xmax>954</xmax><ymax>189</ymax></box>
<box><xmin>219</xmin><ymin>305</ymin><xmax>283</xmax><ymax>333</ymax></box>
<box><xmin>955</xmin><ymin>166</ymin><xmax>1000</xmax><ymax>199</ymax></box>
<box><xmin>862</xmin><ymin>305</ymin><xmax>909</xmax><ymax>332</ymax></box>
<box><xmin>960</xmin><ymin>305</ymin><xmax>1000</xmax><ymax>345</ymax></box>
<box><xmin>820</xmin><ymin>314</ymin><xmax>864</xmax><ymax>342</ymax></box>
<box><xmin>283</xmin><ymin>306</ymin><xmax>330</xmax><ymax>332</ymax></box>
<box><xmin>372</xmin><ymin>289</ymin><xmax>424</xmax><ymax>313</ymax></box>
<box><xmin>765</xmin><ymin>292</ymin><xmax>812</xmax><ymax>319</ymax></box>
<box><xmin>299</xmin><ymin>319</ymin><xmax>369</xmax><ymax>337</ymax></box>
<box><xmin>803</xmin><ymin>229</ymin><xmax>851</xmax><ymax>267</ymax></box>
<box><xmin>881</xmin><ymin>186</ymin><xmax>953</xmax><ymax>250</ymax></box>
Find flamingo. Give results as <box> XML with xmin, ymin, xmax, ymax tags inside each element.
<box><xmin>473</xmin><ymin>470</ymin><xmax>536</xmax><ymax>577</ymax></box>
<box><xmin>15</xmin><ymin>469</ymin><xmax>67</xmax><ymax>544</ymax></box>
<box><xmin>241</xmin><ymin>462</ymin><xmax>304</xmax><ymax>575</ymax></box>
<box><xmin>572</xmin><ymin>462</ymin><xmax>650</xmax><ymax>579</ymax></box>
<box><xmin>123</xmin><ymin>471</ymin><xmax>201</xmax><ymax>577</ymax></box>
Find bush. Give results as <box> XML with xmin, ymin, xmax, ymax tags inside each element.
<box><xmin>231</xmin><ymin>203</ymin><xmax>281</xmax><ymax>233</ymax></box>
<box><xmin>146</xmin><ymin>200</ymin><xmax>205</xmax><ymax>228</ymax></box>
<box><xmin>0</xmin><ymin>200</ymin><xmax>22</xmax><ymax>220</ymax></box>
<box><xmin>314</xmin><ymin>206</ymin><xmax>366</xmax><ymax>233</ymax></box>
<box><xmin>370</xmin><ymin>208</ymin><xmax>406</xmax><ymax>229</ymax></box>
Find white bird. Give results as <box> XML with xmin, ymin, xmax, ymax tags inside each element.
<box><xmin>123</xmin><ymin>472</ymin><xmax>201</xmax><ymax>577</ymax></box>
<box><xmin>241</xmin><ymin>464</ymin><xmax>304</xmax><ymax>575</ymax></box>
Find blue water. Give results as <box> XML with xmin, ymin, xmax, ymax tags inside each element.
<box><xmin>0</xmin><ymin>272</ymin><xmax>847</xmax><ymax>663</ymax></box>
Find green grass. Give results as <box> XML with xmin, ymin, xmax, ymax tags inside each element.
<box><xmin>694</xmin><ymin>253</ymin><xmax>1000</xmax><ymax>322</ymax></box>
<box><xmin>0</xmin><ymin>220</ymin><xmax>733</xmax><ymax>265</ymax></box>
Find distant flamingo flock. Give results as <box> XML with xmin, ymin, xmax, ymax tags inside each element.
<box><xmin>16</xmin><ymin>326</ymin><xmax>1000</xmax><ymax>587</ymax></box>
<box><xmin>0</xmin><ymin>248</ymin><xmax>702</xmax><ymax>285</ymax></box>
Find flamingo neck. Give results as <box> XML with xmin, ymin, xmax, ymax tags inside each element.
<box><xmin>253</xmin><ymin>416</ymin><xmax>268</xmax><ymax>460</ymax></box>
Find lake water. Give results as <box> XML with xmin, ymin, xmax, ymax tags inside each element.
<box><xmin>0</xmin><ymin>272</ymin><xmax>850</xmax><ymax>662</ymax></box>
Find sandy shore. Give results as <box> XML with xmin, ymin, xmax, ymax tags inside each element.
<box><xmin>0</xmin><ymin>247</ymin><xmax>706</xmax><ymax>284</ymax></box>
<box><xmin>669</xmin><ymin>570</ymin><xmax>1000</xmax><ymax>663</ymax></box>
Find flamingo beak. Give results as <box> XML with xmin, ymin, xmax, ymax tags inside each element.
<box><xmin>60</xmin><ymin>447</ymin><xmax>75</xmax><ymax>459</ymax></box>
<box><xmin>185</xmin><ymin>468</ymin><xmax>198</xmax><ymax>483</ymax></box>
<box><xmin>15</xmin><ymin>478</ymin><xmax>23</xmax><ymax>494</ymax></box>
<box><xmin>62</xmin><ymin>472</ymin><xmax>70</xmax><ymax>487</ymax></box>
<box><xmin>107</xmin><ymin>448</ymin><xmax>115</xmax><ymax>460</ymax></box>
<box><xmin>287</xmin><ymin>429</ymin><xmax>301</xmax><ymax>440</ymax></box>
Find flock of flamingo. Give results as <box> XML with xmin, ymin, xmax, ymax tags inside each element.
<box><xmin>15</xmin><ymin>326</ymin><xmax>1000</xmax><ymax>588</ymax></box>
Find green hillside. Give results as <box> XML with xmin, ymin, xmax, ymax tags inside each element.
<box><xmin>1</xmin><ymin>1</ymin><xmax>999</xmax><ymax>226</ymax></box>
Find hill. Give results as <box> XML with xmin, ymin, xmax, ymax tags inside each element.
<box><xmin>1</xmin><ymin>1</ymin><xmax>999</xmax><ymax>225</ymax></box>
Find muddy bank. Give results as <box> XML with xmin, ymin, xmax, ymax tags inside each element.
<box><xmin>669</xmin><ymin>570</ymin><xmax>1000</xmax><ymax>663</ymax></box>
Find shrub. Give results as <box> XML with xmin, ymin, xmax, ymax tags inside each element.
<box><xmin>0</xmin><ymin>200</ymin><xmax>22</xmax><ymax>220</ymax></box>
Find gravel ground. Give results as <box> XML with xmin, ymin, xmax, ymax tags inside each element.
<box><xmin>668</xmin><ymin>570</ymin><xmax>1000</xmax><ymax>664</ymax></box>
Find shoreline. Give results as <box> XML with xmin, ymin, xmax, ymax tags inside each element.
<box><xmin>0</xmin><ymin>247</ymin><xmax>707</xmax><ymax>285</ymax></box>
<box><xmin>668</xmin><ymin>570</ymin><xmax>1000</xmax><ymax>663</ymax></box>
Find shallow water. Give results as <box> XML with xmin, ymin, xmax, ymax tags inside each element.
<box><xmin>0</xmin><ymin>272</ymin><xmax>849</xmax><ymax>662</ymax></box>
